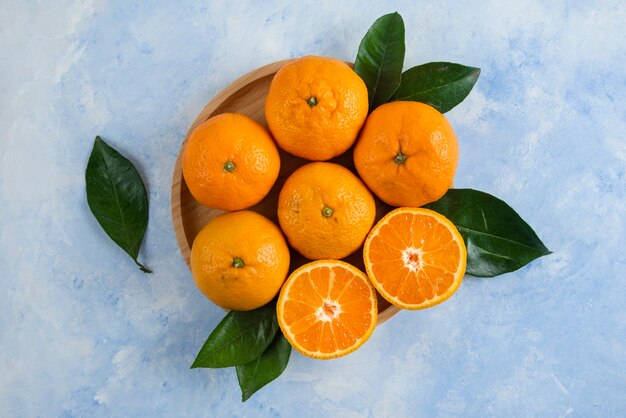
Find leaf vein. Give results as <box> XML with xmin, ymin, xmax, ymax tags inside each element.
<box><xmin>455</xmin><ymin>225</ymin><xmax>547</xmax><ymax>254</ymax></box>
<box><xmin>96</xmin><ymin>140</ymin><xmax>136</xmax><ymax>258</ymax></box>
<box><xmin>200</xmin><ymin>318</ymin><xmax>273</xmax><ymax>360</ymax></box>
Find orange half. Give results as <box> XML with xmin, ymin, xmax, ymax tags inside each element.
<box><xmin>276</xmin><ymin>260</ymin><xmax>378</xmax><ymax>359</ymax></box>
<box><xmin>363</xmin><ymin>208</ymin><xmax>467</xmax><ymax>310</ymax></box>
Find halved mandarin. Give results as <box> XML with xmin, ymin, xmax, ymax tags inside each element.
<box><xmin>363</xmin><ymin>207</ymin><xmax>467</xmax><ymax>310</ymax></box>
<box><xmin>276</xmin><ymin>260</ymin><xmax>378</xmax><ymax>360</ymax></box>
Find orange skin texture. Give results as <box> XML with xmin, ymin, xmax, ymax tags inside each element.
<box><xmin>190</xmin><ymin>211</ymin><xmax>290</xmax><ymax>311</ymax></box>
<box><xmin>182</xmin><ymin>113</ymin><xmax>280</xmax><ymax>211</ymax></box>
<box><xmin>353</xmin><ymin>101</ymin><xmax>459</xmax><ymax>207</ymax></box>
<box><xmin>277</xmin><ymin>162</ymin><xmax>376</xmax><ymax>260</ymax></box>
<box><xmin>265</xmin><ymin>56</ymin><xmax>369</xmax><ymax>161</ymax></box>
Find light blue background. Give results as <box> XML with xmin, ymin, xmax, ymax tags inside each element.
<box><xmin>1</xmin><ymin>1</ymin><xmax>625</xmax><ymax>417</ymax></box>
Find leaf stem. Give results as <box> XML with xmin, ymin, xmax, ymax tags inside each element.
<box><xmin>134</xmin><ymin>258</ymin><xmax>152</xmax><ymax>273</ymax></box>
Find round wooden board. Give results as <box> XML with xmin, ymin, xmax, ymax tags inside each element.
<box><xmin>171</xmin><ymin>59</ymin><xmax>400</xmax><ymax>324</ymax></box>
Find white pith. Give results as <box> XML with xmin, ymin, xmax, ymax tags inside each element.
<box><xmin>401</xmin><ymin>246</ymin><xmax>424</xmax><ymax>272</ymax></box>
<box><xmin>314</xmin><ymin>300</ymin><xmax>342</xmax><ymax>322</ymax></box>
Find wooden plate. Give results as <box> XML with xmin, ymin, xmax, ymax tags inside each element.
<box><xmin>171</xmin><ymin>59</ymin><xmax>400</xmax><ymax>324</ymax></box>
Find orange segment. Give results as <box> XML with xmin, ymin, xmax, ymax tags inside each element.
<box><xmin>363</xmin><ymin>208</ymin><xmax>467</xmax><ymax>310</ymax></box>
<box><xmin>276</xmin><ymin>260</ymin><xmax>378</xmax><ymax>359</ymax></box>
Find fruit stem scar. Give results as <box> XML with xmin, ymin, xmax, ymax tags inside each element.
<box><xmin>394</xmin><ymin>150</ymin><xmax>407</xmax><ymax>164</ymax></box>
<box><xmin>322</xmin><ymin>206</ymin><xmax>334</xmax><ymax>218</ymax></box>
<box><xmin>232</xmin><ymin>258</ymin><xmax>244</xmax><ymax>268</ymax></box>
<box><xmin>223</xmin><ymin>160</ymin><xmax>236</xmax><ymax>172</ymax></box>
<box><xmin>307</xmin><ymin>96</ymin><xmax>318</xmax><ymax>107</ymax></box>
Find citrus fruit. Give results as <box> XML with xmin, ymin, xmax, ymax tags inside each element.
<box><xmin>265</xmin><ymin>56</ymin><xmax>369</xmax><ymax>161</ymax></box>
<box><xmin>363</xmin><ymin>207</ymin><xmax>466</xmax><ymax>310</ymax></box>
<box><xmin>276</xmin><ymin>260</ymin><xmax>378</xmax><ymax>359</ymax></box>
<box><xmin>277</xmin><ymin>162</ymin><xmax>376</xmax><ymax>260</ymax></box>
<box><xmin>353</xmin><ymin>101</ymin><xmax>459</xmax><ymax>207</ymax></box>
<box><xmin>182</xmin><ymin>113</ymin><xmax>280</xmax><ymax>211</ymax></box>
<box><xmin>190</xmin><ymin>210</ymin><xmax>290</xmax><ymax>311</ymax></box>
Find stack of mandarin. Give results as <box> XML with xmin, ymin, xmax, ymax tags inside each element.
<box><xmin>183</xmin><ymin>56</ymin><xmax>466</xmax><ymax>360</ymax></box>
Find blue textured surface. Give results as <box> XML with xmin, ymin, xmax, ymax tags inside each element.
<box><xmin>1</xmin><ymin>1</ymin><xmax>625</xmax><ymax>417</ymax></box>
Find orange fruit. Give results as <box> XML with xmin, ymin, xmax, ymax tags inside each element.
<box><xmin>276</xmin><ymin>260</ymin><xmax>378</xmax><ymax>359</ymax></box>
<box><xmin>182</xmin><ymin>113</ymin><xmax>280</xmax><ymax>211</ymax></box>
<box><xmin>190</xmin><ymin>210</ymin><xmax>290</xmax><ymax>311</ymax></box>
<box><xmin>353</xmin><ymin>101</ymin><xmax>459</xmax><ymax>207</ymax></box>
<box><xmin>363</xmin><ymin>207</ymin><xmax>466</xmax><ymax>310</ymax></box>
<box><xmin>277</xmin><ymin>162</ymin><xmax>376</xmax><ymax>260</ymax></box>
<box><xmin>265</xmin><ymin>56</ymin><xmax>369</xmax><ymax>161</ymax></box>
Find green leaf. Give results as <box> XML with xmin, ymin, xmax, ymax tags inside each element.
<box><xmin>236</xmin><ymin>332</ymin><xmax>291</xmax><ymax>402</ymax></box>
<box><xmin>85</xmin><ymin>136</ymin><xmax>151</xmax><ymax>273</ymax></box>
<box><xmin>354</xmin><ymin>12</ymin><xmax>405</xmax><ymax>111</ymax></box>
<box><xmin>391</xmin><ymin>62</ymin><xmax>481</xmax><ymax>113</ymax></box>
<box><xmin>424</xmin><ymin>189</ymin><xmax>551</xmax><ymax>277</ymax></box>
<box><xmin>191</xmin><ymin>303</ymin><xmax>279</xmax><ymax>369</ymax></box>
